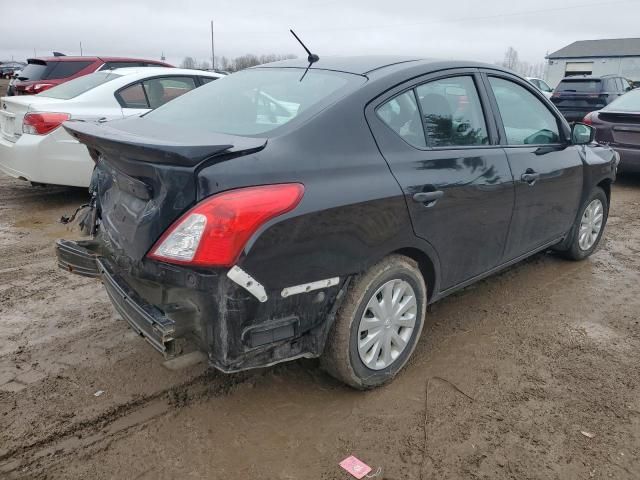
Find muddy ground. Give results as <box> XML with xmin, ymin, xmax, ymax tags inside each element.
<box><xmin>0</xmin><ymin>170</ymin><xmax>639</xmax><ymax>480</ymax></box>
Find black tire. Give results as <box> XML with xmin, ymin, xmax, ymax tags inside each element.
<box><xmin>558</xmin><ymin>187</ymin><xmax>608</xmax><ymax>260</ymax></box>
<box><xmin>321</xmin><ymin>255</ymin><xmax>427</xmax><ymax>389</ymax></box>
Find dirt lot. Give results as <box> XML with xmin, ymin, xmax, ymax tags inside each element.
<box><xmin>0</xmin><ymin>169</ymin><xmax>638</xmax><ymax>479</ymax></box>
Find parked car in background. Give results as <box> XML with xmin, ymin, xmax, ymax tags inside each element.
<box><xmin>551</xmin><ymin>74</ymin><xmax>632</xmax><ymax>122</ymax></box>
<box><xmin>0</xmin><ymin>62</ymin><xmax>26</xmax><ymax>79</ymax></box>
<box><xmin>9</xmin><ymin>56</ymin><xmax>173</xmax><ymax>96</ymax></box>
<box><xmin>55</xmin><ymin>57</ymin><xmax>617</xmax><ymax>389</ymax></box>
<box><xmin>526</xmin><ymin>77</ymin><xmax>553</xmax><ymax>98</ymax></box>
<box><xmin>584</xmin><ymin>88</ymin><xmax>640</xmax><ymax>173</ymax></box>
<box><xmin>0</xmin><ymin>68</ymin><xmax>221</xmax><ymax>187</ymax></box>
<box><xmin>6</xmin><ymin>72</ymin><xmax>21</xmax><ymax>96</ymax></box>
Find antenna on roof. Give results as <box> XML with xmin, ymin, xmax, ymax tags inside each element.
<box><xmin>289</xmin><ymin>29</ymin><xmax>319</xmax><ymax>82</ymax></box>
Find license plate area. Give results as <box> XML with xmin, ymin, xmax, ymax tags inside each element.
<box><xmin>0</xmin><ymin>110</ymin><xmax>16</xmax><ymax>141</ymax></box>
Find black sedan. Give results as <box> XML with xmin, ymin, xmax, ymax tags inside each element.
<box><xmin>584</xmin><ymin>88</ymin><xmax>640</xmax><ymax>173</ymax></box>
<box><xmin>56</xmin><ymin>57</ymin><xmax>617</xmax><ymax>389</ymax></box>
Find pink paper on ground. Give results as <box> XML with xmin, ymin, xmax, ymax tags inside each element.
<box><xmin>339</xmin><ymin>455</ymin><xmax>372</xmax><ymax>479</ymax></box>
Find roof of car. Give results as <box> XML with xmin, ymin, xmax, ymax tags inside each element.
<box><xmin>258</xmin><ymin>56</ymin><xmax>509</xmax><ymax>77</ymax></box>
<box><xmin>559</xmin><ymin>74</ymin><xmax>618</xmax><ymax>81</ymax></box>
<box><xmin>28</xmin><ymin>56</ymin><xmax>170</xmax><ymax>64</ymax></box>
<box><xmin>108</xmin><ymin>67</ymin><xmax>221</xmax><ymax>77</ymax></box>
<box><xmin>258</xmin><ymin>56</ymin><xmax>423</xmax><ymax>75</ymax></box>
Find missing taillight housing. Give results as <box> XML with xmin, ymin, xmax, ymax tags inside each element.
<box><xmin>23</xmin><ymin>112</ymin><xmax>71</xmax><ymax>135</ymax></box>
<box><xmin>148</xmin><ymin>183</ymin><xmax>305</xmax><ymax>267</ymax></box>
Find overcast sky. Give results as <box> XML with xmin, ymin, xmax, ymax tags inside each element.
<box><xmin>1</xmin><ymin>0</ymin><xmax>639</xmax><ymax>67</ymax></box>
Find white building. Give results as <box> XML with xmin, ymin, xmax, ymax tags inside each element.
<box><xmin>546</xmin><ymin>38</ymin><xmax>640</xmax><ymax>88</ymax></box>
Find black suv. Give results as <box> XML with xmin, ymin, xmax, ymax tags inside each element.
<box><xmin>56</xmin><ymin>57</ymin><xmax>618</xmax><ymax>389</ymax></box>
<box><xmin>551</xmin><ymin>74</ymin><xmax>633</xmax><ymax>122</ymax></box>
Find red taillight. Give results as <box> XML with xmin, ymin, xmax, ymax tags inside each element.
<box><xmin>148</xmin><ymin>183</ymin><xmax>305</xmax><ymax>267</ymax></box>
<box><xmin>583</xmin><ymin>111</ymin><xmax>596</xmax><ymax>125</ymax></box>
<box><xmin>23</xmin><ymin>112</ymin><xmax>71</xmax><ymax>135</ymax></box>
<box><xmin>32</xmin><ymin>83</ymin><xmax>54</xmax><ymax>93</ymax></box>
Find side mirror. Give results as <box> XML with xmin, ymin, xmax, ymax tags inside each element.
<box><xmin>571</xmin><ymin>122</ymin><xmax>594</xmax><ymax>145</ymax></box>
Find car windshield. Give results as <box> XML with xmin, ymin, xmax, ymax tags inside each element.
<box><xmin>602</xmin><ymin>89</ymin><xmax>640</xmax><ymax>112</ymax></box>
<box><xmin>556</xmin><ymin>79</ymin><xmax>601</xmax><ymax>93</ymax></box>
<box><xmin>144</xmin><ymin>68</ymin><xmax>364</xmax><ymax>136</ymax></box>
<box><xmin>38</xmin><ymin>72</ymin><xmax>123</xmax><ymax>100</ymax></box>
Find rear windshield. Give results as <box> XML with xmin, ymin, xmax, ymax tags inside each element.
<box><xmin>603</xmin><ymin>88</ymin><xmax>640</xmax><ymax>112</ymax></box>
<box><xmin>556</xmin><ymin>79</ymin><xmax>601</xmax><ymax>93</ymax></box>
<box><xmin>39</xmin><ymin>72</ymin><xmax>123</xmax><ymax>100</ymax></box>
<box><xmin>18</xmin><ymin>60</ymin><xmax>92</xmax><ymax>81</ymax></box>
<box><xmin>144</xmin><ymin>68</ymin><xmax>364</xmax><ymax>135</ymax></box>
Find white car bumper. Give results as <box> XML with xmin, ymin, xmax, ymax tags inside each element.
<box><xmin>0</xmin><ymin>127</ymin><xmax>93</xmax><ymax>188</ymax></box>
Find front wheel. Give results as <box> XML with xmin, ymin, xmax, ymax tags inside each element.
<box><xmin>321</xmin><ymin>255</ymin><xmax>427</xmax><ymax>389</ymax></box>
<box><xmin>558</xmin><ymin>187</ymin><xmax>608</xmax><ymax>260</ymax></box>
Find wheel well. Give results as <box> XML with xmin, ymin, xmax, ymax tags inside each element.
<box><xmin>394</xmin><ymin>247</ymin><xmax>436</xmax><ymax>301</ymax></box>
<box><xmin>597</xmin><ymin>178</ymin><xmax>612</xmax><ymax>204</ymax></box>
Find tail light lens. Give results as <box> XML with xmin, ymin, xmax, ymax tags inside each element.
<box><xmin>583</xmin><ymin>111</ymin><xmax>596</xmax><ymax>125</ymax></box>
<box><xmin>148</xmin><ymin>183</ymin><xmax>305</xmax><ymax>267</ymax></box>
<box><xmin>32</xmin><ymin>83</ymin><xmax>54</xmax><ymax>94</ymax></box>
<box><xmin>23</xmin><ymin>112</ymin><xmax>71</xmax><ymax>135</ymax></box>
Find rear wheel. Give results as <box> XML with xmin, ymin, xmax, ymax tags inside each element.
<box><xmin>558</xmin><ymin>187</ymin><xmax>608</xmax><ymax>260</ymax></box>
<box><xmin>321</xmin><ymin>255</ymin><xmax>426</xmax><ymax>389</ymax></box>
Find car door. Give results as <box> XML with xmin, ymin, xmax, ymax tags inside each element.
<box><xmin>483</xmin><ymin>73</ymin><xmax>583</xmax><ymax>261</ymax></box>
<box><xmin>368</xmin><ymin>71</ymin><xmax>515</xmax><ymax>290</ymax></box>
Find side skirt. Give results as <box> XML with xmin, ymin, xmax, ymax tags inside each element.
<box><xmin>431</xmin><ymin>236</ymin><xmax>565</xmax><ymax>303</ymax></box>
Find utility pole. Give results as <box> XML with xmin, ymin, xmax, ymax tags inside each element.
<box><xmin>80</xmin><ymin>41</ymin><xmax>83</xmax><ymax>56</ymax></box>
<box><xmin>210</xmin><ymin>20</ymin><xmax>215</xmax><ymax>70</ymax></box>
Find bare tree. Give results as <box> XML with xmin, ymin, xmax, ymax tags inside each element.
<box><xmin>180</xmin><ymin>56</ymin><xmax>197</xmax><ymax>69</ymax></box>
<box><xmin>502</xmin><ymin>47</ymin><xmax>519</xmax><ymax>70</ymax></box>
<box><xmin>199</xmin><ymin>60</ymin><xmax>211</xmax><ymax>70</ymax></box>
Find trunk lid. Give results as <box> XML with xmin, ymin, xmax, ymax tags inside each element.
<box><xmin>601</xmin><ymin>111</ymin><xmax>640</xmax><ymax>147</ymax></box>
<box><xmin>64</xmin><ymin>119</ymin><xmax>267</xmax><ymax>261</ymax></box>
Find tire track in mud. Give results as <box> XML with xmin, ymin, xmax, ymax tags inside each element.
<box><xmin>0</xmin><ymin>368</ymin><xmax>258</xmax><ymax>477</ymax></box>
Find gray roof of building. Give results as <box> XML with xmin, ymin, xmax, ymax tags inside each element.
<box><xmin>548</xmin><ymin>38</ymin><xmax>640</xmax><ymax>59</ymax></box>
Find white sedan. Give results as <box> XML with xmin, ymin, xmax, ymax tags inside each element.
<box><xmin>0</xmin><ymin>67</ymin><xmax>222</xmax><ymax>188</ymax></box>
<box><xmin>525</xmin><ymin>77</ymin><xmax>554</xmax><ymax>99</ymax></box>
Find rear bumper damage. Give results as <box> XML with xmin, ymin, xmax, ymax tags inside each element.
<box><xmin>55</xmin><ymin>239</ymin><xmax>347</xmax><ymax>372</ymax></box>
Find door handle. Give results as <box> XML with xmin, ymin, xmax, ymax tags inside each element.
<box><xmin>521</xmin><ymin>171</ymin><xmax>540</xmax><ymax>185</ymax></box>
<box><xmin>412</xmin><ymin>190</ymin><xmax>444</xmax><ymax>206</ymax></box>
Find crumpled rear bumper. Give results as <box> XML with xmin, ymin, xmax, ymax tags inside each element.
<box><xmin>56</xmin><ymin>239</ymin><xmax>178</xmax><ymax>356</ymax></box>
<box><xmin>55</xmin><ymin>238</ymin><xmax>346</xmax><ymax>372</ymax></box>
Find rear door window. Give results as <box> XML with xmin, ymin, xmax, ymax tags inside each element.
<box><xmin>141</xmin><ymin>76</ymin><xmax>197</xmax><ymax>109</ymax></box>
<box><xmin>377</xmin><ymin>90</ymin><xmax>426</xmax><ymax>148</ymax></box>
<box><xmin>416</xmin><ymin>76</ymin><xmax>489</xmax><ymax>147</ymax></box>
<box><xmin>488</xmin><ymin>77</ymin><xmax>560</xmax><ymax>145</ymax></box>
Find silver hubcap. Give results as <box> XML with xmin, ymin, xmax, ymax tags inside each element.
<box><xmin>578</xmin><ymin>199</ymin><xmax>604</xmax><ymax>251</ymax></box>
<box><xmin>357</xmin><ymin>279</ymin><xmax>417</xmax><ymax>370</ymax></box>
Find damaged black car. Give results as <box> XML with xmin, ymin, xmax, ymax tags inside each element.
<box><xmin>57</xmin><ymin>57</ymin><xmax>618</xmax><ymax>389</ymax></box>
